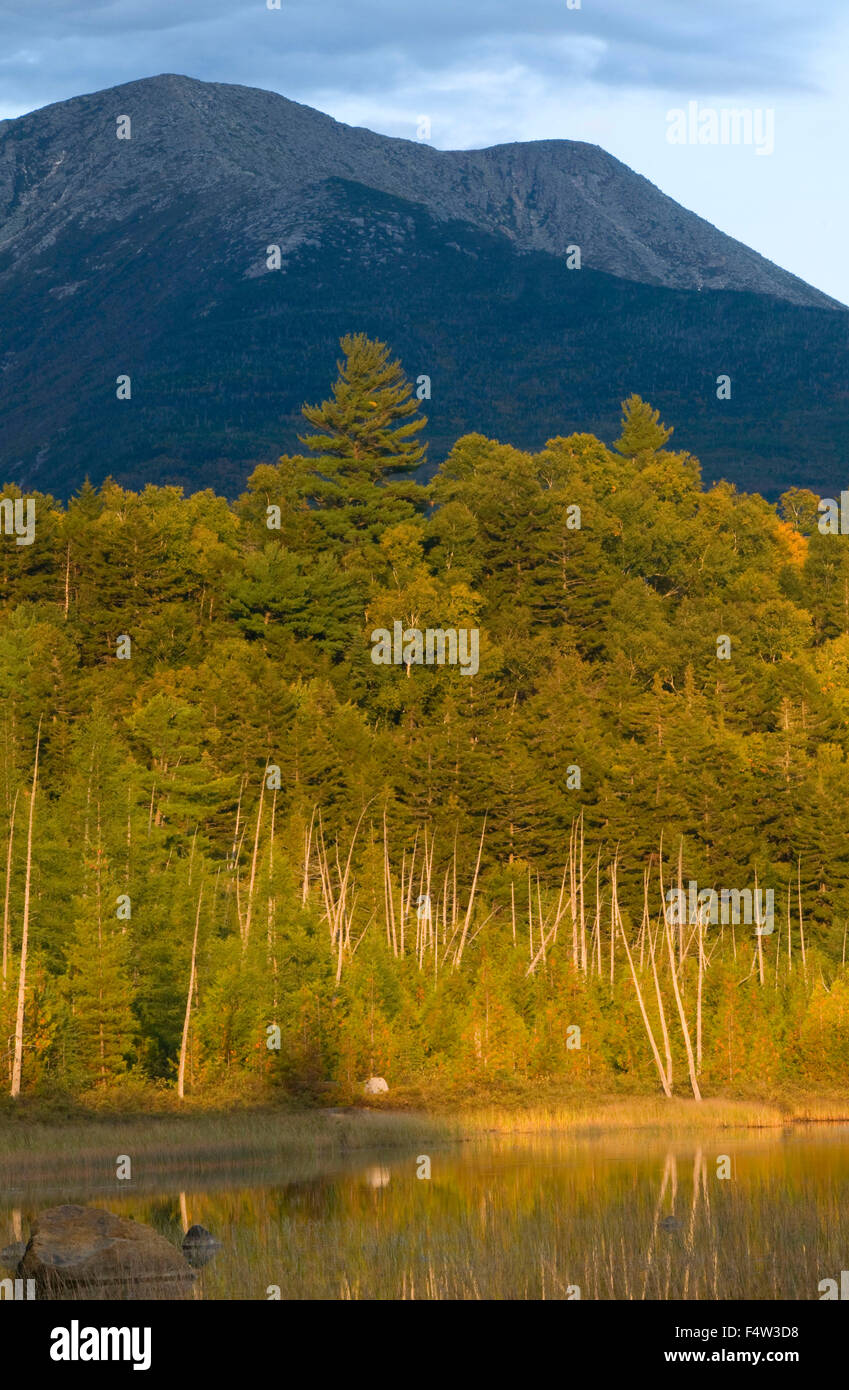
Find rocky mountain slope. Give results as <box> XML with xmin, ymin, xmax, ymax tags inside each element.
<box><xmin>0</xmin><ymin>74</ymin><xmax>846</xmax><ymax>498</ymax></box>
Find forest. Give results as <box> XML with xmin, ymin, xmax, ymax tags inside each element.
<box><xmin>1</xmin><ymin>333</ymin><xmax>849</xmax><ymax>1107</ymax></box>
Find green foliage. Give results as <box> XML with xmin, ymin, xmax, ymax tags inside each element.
<box><xmin>1</xmin><ymin>357</ymin><xmax>848</xmax><ymax>1103</ymax></box>
<box><xmin>299</xmin><ymin>332</ymin><xmax>427</xmax><ymax>480</ymax></box>
<box><xmin>613</xmin><ymin>394</ymin><xmax>673</xmax><ymax>459</ymax></box>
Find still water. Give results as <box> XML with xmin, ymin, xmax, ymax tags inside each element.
<box><xmin>3</xmin><ymin>1127</ymin><xmax>848</xmax><ymax>1299</ymax></box>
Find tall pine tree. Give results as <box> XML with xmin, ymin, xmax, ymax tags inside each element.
<box><xmin>300</xmin><ymin>333</ymin><xmax>427</xmax><ymax>480</ymax></box>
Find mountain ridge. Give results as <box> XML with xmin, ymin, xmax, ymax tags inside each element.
<box><xmin>1</xmin><ymin>74</ymin><xmax>848</xmax><ymax>500</ymax></box>
<box><xmin>1</xmin><ymin>73</ymin><xmax>840</xmax><ymax>308</ymax></box>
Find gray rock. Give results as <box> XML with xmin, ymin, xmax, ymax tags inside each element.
<box><xmin>0</xmin><ymin>1240</ymin><xmax>26</xmax><ymax>1269</ymax></box>
<box><xmin>0</xmin><ymin>75</ymin><xmax>833</xmax><ymax>307</ymax></box>
<box><xmin>363</xmin><ymin>1076</ymin><xmax>389</xmax><ymax>1096</ymax></box>
<box><xmin>182</xmin><ymin>1224</ymin><xmax>221</xmax><ymax>1248</ymax></box>
<box><xmin>181</xmin><ymin>1224</ymin><xmax>222</xmax><ymax>1268</ymax></box>
<box><xmin>19</xmin><ymin>1205</ymin><xmax>195</xmax><ymax>1298</ymax></box>
<box><xmin>0</xmin><ymin>73</ymin><xmax>841</xmax><ymax>503</ymax></box>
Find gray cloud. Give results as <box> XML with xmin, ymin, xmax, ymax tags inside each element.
<box><xmin>0</xmin><ymin>0</ymin><xmax>840</xmax><ymax>123</ymax></box>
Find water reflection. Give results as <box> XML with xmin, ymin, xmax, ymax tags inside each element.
<box><xmin>364</xmin><ymin>1166</ymin><xmax>391</xmax><ymax>1189</ymax></box>
<box><xmin>2</xmin><ymin>1126</ymin><xmax>848</xmax><ymax>1300</ymax></box>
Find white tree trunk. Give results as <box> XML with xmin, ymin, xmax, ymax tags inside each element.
<box><xmin>10</xmin><ymin>722</ymin><xmax>41</xmax><ymax>1099</ymax></box>
<box><xmin>177</xmin><ymin>887</ymin><xmax>202</xmax><ymax>1100</ymax></box>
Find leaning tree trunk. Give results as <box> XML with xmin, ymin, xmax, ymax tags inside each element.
<box><xmin>10</xmin><ymin>721</ymin><xmax>41</xmax><ymax>1099</ymax></box>
<box><xmin>177</xmin><ymin>886</ymin><xmax>203</xmax><ymax>1100</ymax></box>
<box><xmin>664</xmin><ymin>905</ymin><xmax>702</xmax><ymax>1102</ymax></box>
<box><xmin>1</xmin><ymin>787</ymin><xmax>19</xmax><ymax>993</ymax></box>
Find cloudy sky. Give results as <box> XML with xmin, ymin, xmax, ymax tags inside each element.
<box><xmin>2</xmin><ymin>0</ymin><xmax>848</xmax><ymax>303</ymax></box>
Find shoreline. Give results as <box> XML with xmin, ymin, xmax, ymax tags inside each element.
<box><xmin>2</xmin><ymin>1092</ymin><xmax>848</xmax><ymax>1174</ymax></box>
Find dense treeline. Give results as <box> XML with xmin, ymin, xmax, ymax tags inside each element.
<box><xmin>1</xmin><ymin>335</ymin><xmax>849</xmax><ymax>1104</ymax></box>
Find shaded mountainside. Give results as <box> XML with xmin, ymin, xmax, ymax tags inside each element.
<box><xmin>1</xmin><ymin>73</ymin><xmax>847</xmax><ymax>498</ymax></box>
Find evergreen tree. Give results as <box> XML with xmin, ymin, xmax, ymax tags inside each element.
<box><xmin>2</xmin><ymin>348</ymin><xmax>849</xmax><ymax>1105</ymax></box>
<box><xmin>67</xmin><ymin>891</ymin><xmax>135</xmax><ymax>1086</ymax></box>
<box><xmin>613</xmin><ymin>394</ymin><xmax>673</xmax><ymax>458</ymax></box>
<box><xmin>300</xmin><ymin>333</ymin><xmax>427</xmax><ymax>480</ymax></box>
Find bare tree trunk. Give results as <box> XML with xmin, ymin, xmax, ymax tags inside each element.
<box><xmin>10</xmin><ymin>722</ymin><xmax>40</xmax><ymax>1099</ymax></box>
<box><xmin>268</xmin><ymin>789</ymin><xmax>278</xmax><ymax>1015</ymax></box>
<box><xmin>569</xmin><ymin>820</ymin><xmax>578</xmax><ymax>964</ymax></box>
<box><xmin>797</xmin><ymin>857</ymin><xmax>807</xmax><ymax>978</ymax></box>
<box><xmin>242</xmin><ymin>773</ymin><xmax>266</xmax><ymax>949</ymax></box>
<box><xmin>609</xmin><ymin>861</ymin><xmax>616</xmax><ymax>990</ymax></box>
<box><xmin>755</xmin><ymin>868</ymin><xmax>765</xmax><ymax>987</ymax></box>
<box><xmin>1</xmin><ymin>789</ymin><xmax>19</xmax><ymax>992</ymax></box>
<box><xmin>123</xmin><ymin>783</ymin><xmax>132</xmax><ymax>935</ymax></box>
<box><xmin>696</xmin><ymin>911</ymin><xmax>704</xmax><ymax>1070</ymax></box>
<box><xmin>230</xmin><ymin>774</ymin><xmax>247</xmax><ymax>867</ymax></box>
<box><xmin>593</xmin><ymin>849</ymin><xmax>602</xmax><ymax>976</ymax></box>
<box><xmin>96</xmin><ymin>800</ymin><xmax>105</xmax><ymax>1083</ymax></box>
<box><xmin>455</xmin><ymin>816</ymin><xmax>487</xmax><ymax>968</ymax></box>
<box><xmin>383</xmin><ymin>809</ymin><xmax>398</xmax><ymax>957</ymax></box>
<box><xmin>402</xmin><ymin>829</ymin><xmax>418</xmax><ymax>960</ymax></box>
<box><xmin>63</xmin><ymin>542</ymin><xmax>71</xmax><ymax>617</ymax></box>
<box><xmin>327</xmin><ymin>801</ymin><xmax>370</xmax><ymax>982</ymax></box>
<box><xmin>399</xmin><ymin>847</ymin><xmax>407</xmax><ymax>959</ymax></box>
<box><xmin>578</xmin><ymin>810</ymin><xmax>587</xmax><ymax>973</ymax></box>
<box><xmin>638</xmin><ymin>868</ymin><xmax>649</xmax><ymax>972</ymax></box>
<box><xmin>302</xmin><ymin>807</ymin><xmax>315</xmax><ymax>906</ymax></box>
<box><xmin>526</xmin><ymin>870</ymin><xmax>569</xmax><ymax>977</ymax></box>
<box><xmin>452</xmin><ymin>832</ymin><xmax>458</xmax><ymax>935</ymax></box>
<box><xmin>649</xmin><ymin>904</ymin><xmax>674</xmax><ymax>1091</ymax></box>
<box><xmin>664</xmin><ymin>906</ymin><xmax>702</xmax><ymax>1102</ymax></box>
<box><xmin>616</xmin><ymin>869</ymin><xmax>672</xmax><ymax>1097</ymax></box>
<box><xmin>177</xmin><ymin>887</ymin><xmax>202</xmax><ymax>1100</ymax></box>
<box><xmin>677</xmin><ymin>839</ymin><xmax>684</xmax><ymax>967</ymax></box>
<box><xmin>536</xmin><ymin>875</ymin><xmax>546</xmax><ymax>965</ymax></box>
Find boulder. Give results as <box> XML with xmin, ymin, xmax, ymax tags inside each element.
<box><xmin>19</xmin><ymin>1205</ymin><xmax>195</xmax><ymax>1298</ymax></box>
<box><xmin>0</xmin><ymin>1240</ymin><xmax>26</xmax><ymax>1269</ymax></box>
<box><xmin>181</xmin><ymin>1224</ymin><xmax>222</xmax><ymax>1268</ymax></box>
<box><xmin>182</xmin><ymin>1224</ymin><xmax>221</xmax><ymax>1249</ymax></box>
<box><xmin>363</xmin><ymin>1076</ymin><xmax>389</xmax><ymax>1096</ymax></box>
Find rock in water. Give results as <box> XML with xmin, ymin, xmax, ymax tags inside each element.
<box><xmin>363</xmin><ymin>1076</ymin><xmax>389</xmax><ymax>1096</ymax></box>
<box><xmin>0</xmin><ymin>1240</ymin><xmax>26</xmax><ymax>1269</ymax></box>
<box><xmin>181</xmin><ymin>1225</ymin><xmax>222</xmax><ymax>1268</ymax></box>
<box><xmin>182</xmin><ymin>1224</ymin><xmax>221</xmax><ymax>1249</ymax></box>
<box><xmin>19</xmin><ymin>1205</ymin><xmax>195</xmax><ymax>1299</ymax></box>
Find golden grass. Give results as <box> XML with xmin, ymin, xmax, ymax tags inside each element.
<box><xmin>0</xmin><ymin>1108</ymin><xmax>460</xmax><ymax>1189</ymax></box>
<box><xmin>2</xmin><ymin>1089</ymin><xmax>848</xmax><ymax>1186</ymax></box>
<box><xmin>4</xmin><ymin>1093</ymin><xmax>849</xmax><ymax>1300</ymax></box>
<box><xmin>457</xmin><ymin>1094</ymin><xmax>849</xmax><ymax>1134</ymax></box>
<box><xmin>457</xmin><ymin>1096</ymin><xmax>790</xmax><ymax>1135</ymax></box>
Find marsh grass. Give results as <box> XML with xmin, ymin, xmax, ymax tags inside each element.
<box><xmin>183</xmin><ymin>1134</ymin><xmax>849</xmax><ymax>1301</ymax></box>
<box><xmin>453</xmin><ymin>1097</ymin><xmax>790</xmax><ymax>1135</ymax></box>
<box><xmin>3</xmin><ymin>1114</ymin><xmax>848</xmax><ymax>1299</ymax></box>
<box><xmin>3</xmin><ymin>1091</ymin><xmax>849</xmax><ymax>1188</ymax></box>
<box><xmin>0</xmin><ymin>1108</ymin><xmax>460</xmax><ymax>1192</ymax></box>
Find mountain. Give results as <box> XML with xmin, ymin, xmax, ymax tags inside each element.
<box><xmin>1</xmin><ymin>73</ymin><xmax>847</xmax><ymax>499</ymax></box>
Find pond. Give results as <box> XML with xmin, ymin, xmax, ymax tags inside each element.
<box><xmin>2</xmin><ymin>1125</ymin><xmax>848</xmax><ymax>1299</ymax></box>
